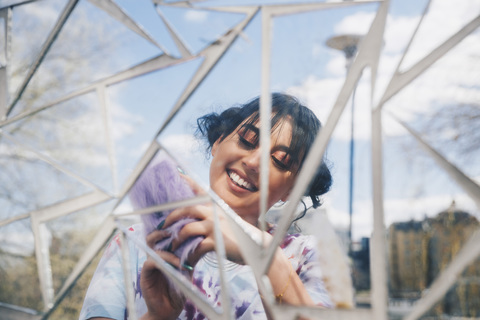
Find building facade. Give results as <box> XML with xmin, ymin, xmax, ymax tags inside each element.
<box><xmin>388</xmin><ymin>202</ymin><xmax>480</xmax><ymax>317</ymax></box>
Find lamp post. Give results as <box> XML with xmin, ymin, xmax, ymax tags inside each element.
<box><xmin>326</xmin><ymin>34</ymin><xmax>362</xmax><ymax>255</ymax></box>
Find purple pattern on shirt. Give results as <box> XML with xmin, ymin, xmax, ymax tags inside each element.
<box><xmin>79</xmin><ymin>223</ymin><xmax>333</xmax><ymax>320</ymax></box>
<box><xmin>235</xmin><ymin>301</ymin><xmax>250</xmax><ymax>318</ymax></box>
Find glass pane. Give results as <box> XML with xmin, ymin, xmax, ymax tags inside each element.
<box><xmin>48</xmin><ymin>250</ymin><xmax>103</xmax><ymax>320</ymax></box>
<box><xmin>0</xmin><ymin>135</ymin><xmax>92</xmax><ymax>219</ymax></box>
<box><xmin>9</xmin><ymin>0</ymin><xmax>64</xmax><ymax>101</ymax></box>
<box><xmin>0</xmin><ymin>218</ymin><xmax>42</xmax><ymax>310</ymax></box>
<box><xmin>159</xmin><ymin>6</ymin><xmax>246</xmax><ymax>55</ymax></box>
<box><xmin>108</xmin><ymin>57</ymin><xmax>202</xmax><ymax>188</ymax></box>
<box><xmin>10</xmin><ymin>0</ymin><xmax>162</xmax><ymax>117</ymax></box>
<box><xmin>401</xmin><ymin>0</ymin><xmax>480</xmax><ymax>71</ymax></box>
<box><xmin>45</xmin><ymin>200</ymin><xmax>114</xmax><ymax>293</ymax></box>
<box><xmin>4</xmin><ymin>91</ymin><xmax>113</xmax><ymax>193</ymax></box>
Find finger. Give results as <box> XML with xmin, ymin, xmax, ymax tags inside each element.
<box><xmin>171</xmin><ymin>220</ymin><xmax>212</xmax><ymax>251</ymax></box>
<box><xmin>157</xmin><ymin>250</ymin><xmax>181</xmax><ymax>267</ymax></box>
<box><xmin>163</xmin><ymin>205</ymin><xmax>210</xmax><ymax>229</ymax></box>
<box><xmin>187</xmin><ymin>238</ymin><xmax>216</xmax><ymax>266</ymax></box>
<box><xmin>148</xmin><ymin>250</ymin><xmax>194</xmax><ymax>276</ymax></box>
<box><xmin>146</xmin><ymin>229</ymin><xmax>172</xmax><ymax>248</ymax></box>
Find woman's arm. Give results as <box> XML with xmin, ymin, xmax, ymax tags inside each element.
<box><xmin>163</xmin><ymin>204</ymin><xmax>329</xmax><ymax>308</ymax></box>
<box><xmin>267</xmin><ymin>246</ymin><xmax>315</xmax><ymax>306</ymax></box>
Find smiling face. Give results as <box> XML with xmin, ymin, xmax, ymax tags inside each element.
<box><xmin>209</xmin><ymin>116</ymin><xmax>299</xmax><ymax>225</ymax></box>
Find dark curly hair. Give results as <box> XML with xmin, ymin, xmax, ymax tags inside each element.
<box><xmin>196</xmin><ymin>93</ymin><xmax>332</xmax><ymax>209</ymax></box>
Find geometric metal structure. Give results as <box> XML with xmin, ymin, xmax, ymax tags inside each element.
<box><xmin>0</xmin><ymin>0</ymin><xmax>479</xmax><ymax>319</ymax></box>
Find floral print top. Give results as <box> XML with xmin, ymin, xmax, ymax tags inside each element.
<box><xmin>79</xmin><ymin>224</ymin><xmax>332</xmax><ymax>320</ymax></box>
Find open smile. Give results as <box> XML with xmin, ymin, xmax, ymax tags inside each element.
<box><xmin>227</xmin><ymin>170</ymin><xmax>258</xmax><ymax>192</ymax></box>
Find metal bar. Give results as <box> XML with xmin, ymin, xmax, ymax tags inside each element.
<box><xmin>368</xmin><ymin>2</ymin><xmax>390</xmax><ymax>319</ymax></box>
<box><xmin>0</xmin><ymin>0</ymin><xmax>38</xmax><ymax>9</ymax></box>
<box><xmin>0</xmin><ymin>302</ymin><xmax>40</xmax><ymax>320</ymax></box>
<box><xmin>0</xmin><ymin>212</ymin><xmax>29</xmax><ymax>228</ymax></box>
<box><xmin>383</xmin><ymin>0</ymin><xmax>431</xmax><ymax>89</ymax></box>
<box><xmin>54</xmin><ymin>216</ymin><xmax>116</xmax><ymax>300</ymax></box>
<box><xmin>42</xmin><ymin>216</ymin><xmax>116</xmax><ymax>319</ymax></box>
<box><xmin>370</xmin><ymin>107</ymin><xmax>388</xmax><ymax>320</ymax></box>
<box><xmin>152</xmin><ymin>0</ymin><xmax>207</xmax><ymax>5</ymax></box>
<box><xmin>211</xmin><ymin>204</ymin><xmax>234</xmax><ymax>320</ymax></box>
<box><xmin>119</xmin><ymin>230</ymin><xmax>138</xmax><ymax>320</ymax></box>
<box><xmin>5</xmin><ymin>0</ymin><xmax>79</xmax><ymax>118</ymax></box>
<box><xmin>153</xmin><ymin>6</ymin><xmax>259</xmax><ymax>138</ymax></box>
<box><xmin>265</xmin><ymin>0</ymin><xmax>388</xmax><ymax>276</ymax></box>
<box><xmin>88</xmin><ymin>0</ymin><xmax>168</xmax><ymax>52</ymax></box>
<box><xmin>120</xmin><ymin>223</ymin><xmax>222</xmax><ymax>319</ymax></box>
<box><xmin>0</xmin><ymin>54</ymin><xmax>182</xmax><ymax>128</ymax></box>
<box><xmin>209</xmin><ymin>192</ymin><xmax>267</xmax><ymax>269</ymax></box>
<box><xmin>270</xmin><ymin>304</ymin><xmax>373</xmax><ymax>320</ymax></box>
<box><xmin>0</xmin><ymin>190</ymin><xmax>110</xmax><ymax>228</ymax></box>
<box><xmin>378</xmin><ymin>13</ymin><xmax>480</xmax><ymax>108</ymax></box>
<box><xmin>32</xmin><ymin>190</ymin><xmax>112</xmax><ymax>223</ymax></box>
<box><xmin>348</xmin><ymin>86</ymin><xmax>356</xmax><ymax>254</ymax></box>
<box><xmin>259</xmin><ymin>6</ymin><xmax>272</xmax><ymax>238</ymax></box>
<box><xmin>0</xmin><ymin>129</ymin><xmax>111</xmax><ymax>194</ymax></box>
<box><xmin>0</xmin><ymin>7</ymin><xmax>11</xmax><ymax>120</ymax></box>
<box><xmin>265</xmin><ymin>0</ymin><xmax>381</xmax><ymax>17</ymax></box>
<box><xmin>0</xmin><ymin>86</ymin><xmax>96</xmax><ymax>128</ymax></box>
<box><xmin>0</xmin><ymin>67</ymin><xmax>8</xmax><ymax>119</ymax></box>
<box><xmin>30</xmin><ymin>216</ymin><xmax>54</xmax><ymax>311</ymax></box>
<box><xmin>115</xmin><ymin>194</ymin><xmax>211</xmax><ymax>218</ymax></box>
<box><xmin>97</xmin><ymin>85</ymin><xmax>118</xmax><ymax>194</ymax></box>
<box><xmin>391</xmin><ymin>114</ymin><xmax>480</xmax><ymax>211</ymax></box>
<box><xmin>155</xmin><ymin>6</ymin><xmax>192</xmax><ymax>58</ymax></box>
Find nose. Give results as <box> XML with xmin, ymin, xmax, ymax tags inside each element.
<box><xmin>242</xmin><ymin>149</ymin><xmax>261</xmax><ymax>173</ymax></box>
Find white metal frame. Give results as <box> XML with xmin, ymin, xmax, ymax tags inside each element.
<box><xmin>0</xmin><ymin>0</ymin><xmax>479</xmax><ymax>319</ymax></box>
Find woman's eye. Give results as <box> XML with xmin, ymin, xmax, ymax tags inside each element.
<box><xmin>271</xmin><ymin>151</ymin><xmax>291</xmax><ymax>171</ymax></box>
<box><xmin>238</xmin><ymin>129</ymin><xmax>258</xmax><ymax>150</ymax></box>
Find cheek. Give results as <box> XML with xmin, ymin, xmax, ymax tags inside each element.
<box><xmin>268</xmin><ymin>172</ymin><xmax>295</xmax><ymax>198</ymax></box>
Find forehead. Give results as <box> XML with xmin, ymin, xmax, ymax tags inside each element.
<box><xmin>240</xmin><ymin>114</ymin><xmax>293</xmax><ymax>143</ymax></box>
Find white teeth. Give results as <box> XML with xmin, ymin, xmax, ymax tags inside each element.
<box><xmin>229</xmin><ymin>171</ymin><xmax>254</xmax><ymax>191</ymax></box>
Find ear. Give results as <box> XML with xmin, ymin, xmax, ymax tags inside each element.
<box><xmin>211</xmin><ymin>139</ymin><xmax>219</xmax><ymax>157</ymax></box>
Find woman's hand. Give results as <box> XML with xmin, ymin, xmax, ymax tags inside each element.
<box><xmin>161</xmin><ymin>203</ymin><xmax>249</xmax><ymax>266</ymax></box>
<box><xmin>140</xmin><ymin>230</ymin><xmax>191</xmax><ymax>320</ymax></box>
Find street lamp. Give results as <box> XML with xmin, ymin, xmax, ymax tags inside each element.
<box><xmin>326</xmin><ymin>34</ymin><xmax>362</xmax><ymax>255</ymax></box>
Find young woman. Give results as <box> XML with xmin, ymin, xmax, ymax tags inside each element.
<box><xmin>80</xmin><ymin>93</ymin><xmax>333</xmax><ymax>320</ymax></box>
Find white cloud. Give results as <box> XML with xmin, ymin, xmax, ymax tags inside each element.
<box><xmin>288</xmin><ymin>3</ymin><xmax>480</xmax><ymax>142</ymax></box>
<box><xmin>288</xmin><ymin>73</ymin><xmax>374</xmax><ymax>141</ymax></box>
<box><xmin>18</xmin><ymin>0</ymin><xmax>62</xmax><ymax>22</ymax></box>
<box><xmin>110</xmin><ymin>100</ymin><xmax>145</xmax><ymax>142</ymax></box>
<box><xmin>184</xmin><ymin>10</ymin><xmax>209</xmax><ymax>23</ymax></box>
<box><xmin>402</xmin><ymin>0</ymin><xmax>480</xmax><ymax>70</ymax></box>
<box><xmin>334</xmin><ymin>11</ymin><xmax>375</xmax><ymax>36</ymax></box>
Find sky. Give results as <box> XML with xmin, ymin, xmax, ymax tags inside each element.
<box><xmin>109</xmin><ymin>0</ymin><xmax>480</xmax><ymax>240</ymax></box>
<box><xmin>3</xmin><ymin>0</ymin><xmax>480</xmax><ymax>246</ymax></box>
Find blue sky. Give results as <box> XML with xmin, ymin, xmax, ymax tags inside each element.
<box><xmin>105</xmin><ymin>0</ymin><xmax>480</xmax><ymax>240</ymax></box>
<box><xmin>5</xmin><ymin>0</ymin><xmax>480</xmax><ymax>242</ymax></box>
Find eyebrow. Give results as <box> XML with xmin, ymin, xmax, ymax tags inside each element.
<box><xmin>242</xmin><ymin>124</ymin><xmax>296</xmax><ymax>154</ymax></box>
<box><xmin>240</xmin><ymin>123</ymin><xmax>259</xmax><ymax>135</ymax></box>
